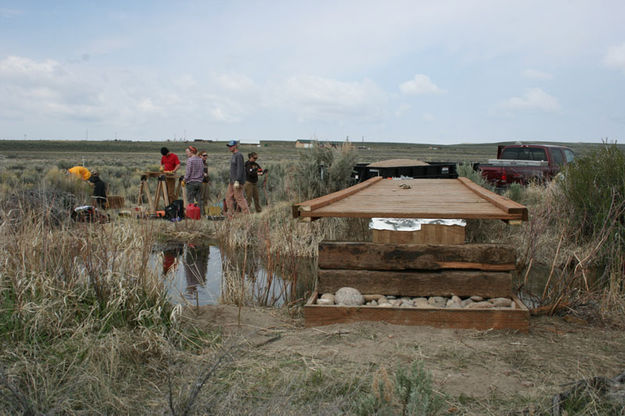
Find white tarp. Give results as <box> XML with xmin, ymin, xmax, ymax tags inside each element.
<box><xmin>369</xmin><ymin>217</ymin><xmax>466</xmax><ymax>231</ymax></box>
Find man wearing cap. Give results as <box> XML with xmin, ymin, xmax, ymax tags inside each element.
<box><xmin>184</xmin><ymin>146</ymin><xmax>205</xmax><ymax>215</ymax></box>
<box><xmin>225</xmin><ymin>140</ymin><xmax>250</xmax><ymax>218</ymax></box>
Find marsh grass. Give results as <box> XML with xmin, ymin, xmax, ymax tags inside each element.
<box><xmin>0</xmin><ymin>194</ymin><xmax>224</xmax><ymax>414</ymax></box>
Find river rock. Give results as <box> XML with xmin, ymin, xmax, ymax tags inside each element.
<box><xmin>378</xmin><ymin>302</ymin><xmax>393</xmax><ymax>308</ymax></box>
<box><xmin>400</xmin><ymin>297</ymin><xmax>414</xmax><ymax>306</ymax></box>
<box><xmin>446</xmin><ymin>298</ymin><xmax>462</xmax><ymax>308</ymax></box>
<box><xmin>428</xmin><ymin>296</ymin><xmax>447</xmax><ymax>308</ymax></box>
<box><xmin>451</xmin><ymin>295</ymin><xmax>462</xmax><ymax>304</ymax></box>
<box><xmin>400</xmin><ymin>302</ymin><xmax>413</xmax><ymax>308</ymax></box>
<box><xmin>370</xmin><ymin>300</ymin><xmax>378</xmax><ymax>306</ymax></box>
<box><xmin>321</xmin><ymin>293</ymin><xmax>335</xmax><ymax>303</ymax></box>
<box><xmin>466</xmin><ymin>301</ymin><xmax>494</xmax><ymax>309</ymax></box>
<box><xmin>378</xmin><ymin>296</ymin><xmax>389</xmax><ymax>305</ymax></box>
<box><xmin>335</xmin><ymin>287</ymin><xmax>365</xmax><ymax>306</ymax></box>
<box><xmin>390</xmin><ymin>299</ymin><xmax>402</xmax><ymax>307</ymax></box>
<box><xmin>364</xmin><ymin>294</ymin><xmax>383</xmax><ymax>301</ymax></box>
<box><xmin>414</xmin><ymin>298</ymin><xmax>430</xmax><ymax>308</ymax></box>
<box><xmin>470</xmin><ymin>295</ymin><xmax>484</xmax><ymax>302</ymax></box>
<box><xmin>317</xmin><ymin>298</ymin><xmax>334</xmax><ymax>305</ymax></box>
<box><xmin>461</xmin><ymin>298</ymin><xmax>474</xmax><ymax>307</ymax></box>
<box><xmin>489</xmin><ymin>297</ymin><xmax>513</xmax><ymax>307</ymax></box>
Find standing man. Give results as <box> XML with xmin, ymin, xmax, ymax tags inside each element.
<box><xmin>184</xmin><ymin>146</ymin><xmax>205</xmax><ymax>215</ymax></box>
<box><xmin>225</xmin><ymin>140</ymin><xmax>250</xmax><ymax>219</ymax></box>
<box><xmin>200</xmin><ymin>151</ymin><xmax>210</xmax><ymax>215</ymax></box>
<box><xmin>160</xmin><ymin>147</ymin><xmax>180</xmax><ymax>203</ymax></box>
<box><xmin>244</xmin><ymin>152</ymin><xmax>263</xmax><ymax>213</ymax></box>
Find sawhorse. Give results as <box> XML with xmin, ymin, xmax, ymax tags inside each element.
<box><xmin>138</xmin><ymin>173</ymin><xmax>185</xmax><ymax>215</ymax></box>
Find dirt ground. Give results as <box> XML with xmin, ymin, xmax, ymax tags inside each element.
<box><xmin>185</xmin><ymin>305</ymin><xmax>625</xmax><ymax>414</ymax></box>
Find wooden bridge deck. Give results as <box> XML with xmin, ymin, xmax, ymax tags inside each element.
<box><xmin>294</xmin><ymin>177</ymin><xmax>527</xmax><ymax>221</ymax></box>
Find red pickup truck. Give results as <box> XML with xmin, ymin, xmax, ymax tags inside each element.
<box><xmin>477</xmin><ymin>144</ymin><xmax>575</xmax><ymax>188</ymax></box>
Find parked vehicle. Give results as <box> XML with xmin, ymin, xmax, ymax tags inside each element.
<box><xmin>352</xmin><ymin>160</ymin><xmax>457</xmax><ymax>183</ymax></box>
<box><xmin>476</xmin><ymin>144</ymin><xmax>575</xmax><ymax>188</ymax></box>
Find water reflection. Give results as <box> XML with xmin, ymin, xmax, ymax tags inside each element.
<box><xmin>157</xmin><ymin>243</ymin><xmax>315</xmax><ymax>307</ymax></box>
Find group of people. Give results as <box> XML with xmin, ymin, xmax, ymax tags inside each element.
<box><xmin>68</xmin><ymin>141</ymin><xmax>265</xmax><ymax>219</ymax></box>
<box><xmin>163</xmin><ymin>141</ymin><xmax>264</xmax><ymax>220</ymax></box>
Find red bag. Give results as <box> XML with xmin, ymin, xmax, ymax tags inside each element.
<box><xmin>186</xmin><ymin>203</ymin><xmax>201</xmax><ymax>220</ymax></box>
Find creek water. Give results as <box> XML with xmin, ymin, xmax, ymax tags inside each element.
<box><xmin>154</xmin><ymin>243</ymin><xmax>583</xmax><ymax>309</ymax></box>
<box><xmin>155</xmin><ymin>243</ymin><xmax>316</xmax><ymax>307</ymax></box>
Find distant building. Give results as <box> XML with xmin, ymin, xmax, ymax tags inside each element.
<box><xmin>295</xmin><ymin>139</ymin><xmax>314</xmax><ymax>149</ymax></box>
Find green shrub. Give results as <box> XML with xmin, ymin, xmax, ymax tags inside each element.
<box><xmin>294</xmin><ymin>142</ymin><xmax>357</xmax><ymax>200</ymax></box>
<box><xmin>356</xmin><ymin>361</ymin><xmax>444</xmax><ymax>416</ymax></box>
<box><xmin>557</xmin><ymin>143</ymin><xmax>625</xmax><ymax>287</ymax></box>
<box><xmin>457</xmin><ymin>162</ymin><xmax>493</xmax><ymax>190</ymax></box>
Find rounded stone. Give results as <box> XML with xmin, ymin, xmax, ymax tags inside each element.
<box><xmin>335</xmin><ymin>287</ymin><xmax>365</xmax><ymax>306</ymax></box>
<box><xmin>321</xmin><ymin>293</ymin><xmax>335</xmax><ymax>303</ymax></box>
<box><xmin>489</xmin><ymin>297</ymin><xmax>513</xmax><ymax>307</ymax></box>
<box><xmin>428</xmin><ymin>296</ymin><xmax>447</xmax><ymax>308</ymax></box>
<box><xmin>317</xmin><ymin>298</ymin><xmax>334</xmax><ymax>305</ymax></box>
<box><xmin>467</xmin><ymin>301</ymin><xmax>494</xmax><ymax>309</ymax></box>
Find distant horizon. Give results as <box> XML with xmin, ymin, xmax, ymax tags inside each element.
<box><xmin>0</xmin><ymin>136</ymin><xmax>617</xmax><ymax>146</ymax></box>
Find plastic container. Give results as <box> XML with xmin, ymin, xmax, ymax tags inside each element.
<box><xmin>186</xmin><ymin>203</ymin><xmax>201</xmax><ymax>220</ymax></box>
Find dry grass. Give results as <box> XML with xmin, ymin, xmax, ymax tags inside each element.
<box><xmin>0</xmin><ymin>200</ymin><xmax>226</xmax><ymax>414</ymax></box>
<box><xmin>1</xmin><ymin>142</ymin><xmax>624</xmax><ymax>414</ymax></box>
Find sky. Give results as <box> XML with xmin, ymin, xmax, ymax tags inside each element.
<box><xmin>1</xmin><ymin>0</ymin><xmax>624</xmax><ymax>144</ymax></box>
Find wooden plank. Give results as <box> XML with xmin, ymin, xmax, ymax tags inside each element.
<box><xmin>457</xmin><ymin>177</ymin><xmax>528</xmax><ymax>221</ymax></box>
<box><xmin>304</xmin><ymin>292</ymin><xmax>529</xmax><ymax>331</ymax></box>
<box><xmin>317</xmin><ymin>269</ymin><xmax>512</xmax><ymax>298</ymax></box>
<box><xmin>294</xmin><ymin>176</ymin><xmax>384</xmax><ymax>215</ymax></box>
<box><xmin>318</xmin><ymin>242</ymin><xmax>516</xmax><ymax>271</ymax></box>
<box><xmin>371</xmin><ymin>225</ymin><xmax>465</xmax><ymax>245</ymax></box>
<box><xmin>295</xmin><ymin>178</ymin><xmax>528</xmax><ymax>221</ymax></box>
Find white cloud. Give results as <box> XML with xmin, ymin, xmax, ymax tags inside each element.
<box><xmin>500</xmin><ymin>88</ymin><xmax>560</xmax><ymax>112</ymax></box>
<box><xmin>522</xmin><ymin>69</ymin><xmax>552</xmax><ymax>80</ymax></box>
<box><xmin>422</xmin><ymin>112</ymin><xmax>435</xmax><ymax>122</ymax></box>
<box><xmin>0</xmin><ymin>55</ymin><xmax>259</xmax><ymax>128</ymax></box>
<box><xmin>604</xmin><ymin>42</ymin><xmax>625</xmax><ymax>73</ymax></box>
<box><xmin>277</xmin><ymin>75</ymin><xmax>387</xmax><ymax>122</ymax></box>
<box><xmin>400</xmin><ymin>74</ymin><xmax>444</xmax><ymax>95</ymax></box>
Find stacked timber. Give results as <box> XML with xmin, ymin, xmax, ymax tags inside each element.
<box><xmin>304</xmin><ymin>241</ymin><xmax>529</xmax><ymax>331</ymax></box>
